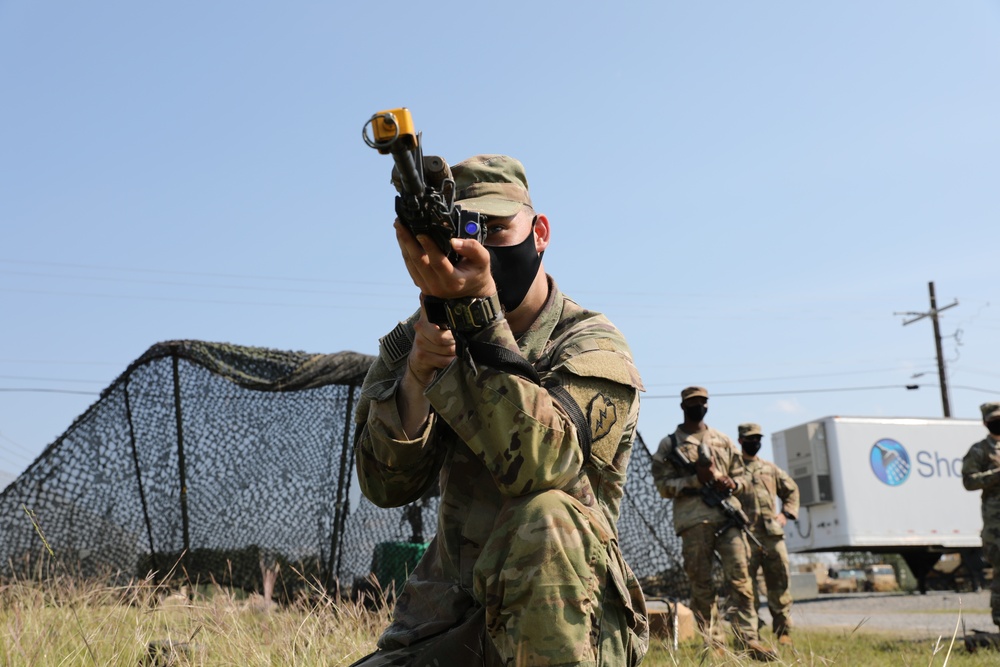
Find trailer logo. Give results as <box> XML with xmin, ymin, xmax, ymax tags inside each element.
<box><xmin>870</xmin><ymin>439</ymin><xmax>912</xmax><ymax>486</ymax></box>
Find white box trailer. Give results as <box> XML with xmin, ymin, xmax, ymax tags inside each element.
<box><xmin>771</xmin><ymin>416</ymin><xmax>986</xmax><ymax>590</ymax></box>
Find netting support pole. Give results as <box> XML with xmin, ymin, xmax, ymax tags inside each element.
<box><xmin>326</xmin><ymin>382</ymin><xmax>357</xmax><ymax>593</ymax></box>
<box><xmin>124</xmin><ymin>375</ymin><xmax>159</xmax><ymax>578</ymax></box>
<box><xmin>172</xmin><ymin>353</ymin><xmax>191</xmax><ymax>560</ymax></box>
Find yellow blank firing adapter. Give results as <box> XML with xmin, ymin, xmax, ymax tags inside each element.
<box><xmin>363</xmin><ymin>107</ymin><xmax>418</xmax><ymax>154</ymax></box>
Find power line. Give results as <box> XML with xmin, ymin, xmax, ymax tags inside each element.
<box><xmin>0</xmin><ymin>388</ymin><xmax>100</xmax><ymax>395</ymax></box>
<box><xmin>644</xmin><ymin>384</ymin><xmax>922</xmax><ymax>399</ymax></box>
<box><xmin>3</xmin><ymin>260</ymin><xmax>956</xmax><ymax>323</ymax></box>
<box><xmin>0</xmin><ymin>268</ymin><xmax>408</xmax><ymax>299</ymax></box>
<box><xmin>950</xmin><ymin>385</ymin><xmax>1000</xmax><ymax>395</ymax></box>
<box><xmin>959</xmin><ymin>369</ymin><xmax>1000</xmax><ymax>379</ymax></box>
<box><xmin>645</xmin><ymin>382</ymin><xmax>997</xmax><ymax>400</ymax></box>
<box><xmin>0</xmin><ymin>257</ymin><xmax>400</xmax><ymax>287</ymax></box>
<box><xmin>0</xmin><ymin>446</ymin><xmax>25</xmax><ymax>466</ymax></box>
<box><xmin>641</xmin><ymin>357</ymin><xmax>941</xmax><ymax>371</ymax></box>
<box><xmin>7</xmin><ymin>382</ymin><xmax>988</xmax><ymax>400</ymax></box>
<box><xmin>0</xmin><ymin>432</ymin><xmax>31</xmax><ymax>470</ymax></box>
<box><xmin>0</xmin><ymin>375</ymin><xmax>107</xmax><ymax>384</ymax></box>
<box><xmin>0</xmin><ymin>287</ymin><xmax>406</xmax><ymax>311</ymax></box>
<box><xmin>643</xmin><ymin>364</ymin><xmax>938</xmax><ymax>388</ymax></box>
<box><xmin>0</xmin><ymin>358</ymin><xmax>119</xmax><ymax>366</ymax></box>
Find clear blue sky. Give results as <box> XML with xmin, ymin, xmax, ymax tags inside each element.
<box><xmin>2</xmin><ymin>1</ymin><xmax>998</xmax><ymax>479</ymax></box>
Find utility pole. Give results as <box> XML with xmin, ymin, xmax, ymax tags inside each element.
<box><xmin>894</xmin><ymin>281</ymin><xmax>958</xmax><ymax>417</ymax></box>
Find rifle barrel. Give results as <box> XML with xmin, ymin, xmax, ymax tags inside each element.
<box><xmin>392</xmin><ymin>149</ymin><xmax>424</xmax><ymax>196</ymax></box>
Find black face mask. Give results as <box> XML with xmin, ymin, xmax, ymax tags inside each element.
<box><xmin>742</xmin><ymin>440</ymin><xmax>762</xmax><ymax>457</ymax></box>
<box><xmin>487</xmin><ymin>218</ymin><xmax>543</xmax><ymax>312</ymax></box>
<box><xmin>683</xmin><ymin>405</ymin><xmax>708</xmax><ymax>423</ymax></box>
<box><xmin>988</xmin><ymin>422</ymin><xmax>1000</xmax><ymax>437</ymax></box>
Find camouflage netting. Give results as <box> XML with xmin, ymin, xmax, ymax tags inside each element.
<box><xmin>0</xmin><ymin>340</ymin><xmax>688</xmax><ymax>601</ymax></box>
<box><xmin>621</xmin><ymin>433</ymin><xmax>690</xmax><ymax>601</ymax></box>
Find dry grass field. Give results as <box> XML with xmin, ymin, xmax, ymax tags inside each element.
<box><xmin>0</xmin><ymin>570</ymin><xmax>389</xmax><ymax>666</ymax></box>
<box><xmin>2</xmin><ymin>571</ymin><xmax>999</xmax><ymax>666</ymax></box>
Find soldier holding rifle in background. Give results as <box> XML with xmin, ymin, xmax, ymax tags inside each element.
<box><xmin>651</xmin><ymin>387</ymin><xmax>777</xmax><ymax>661</ymax></box>
<box><xmin>736</xmin><ymin>422</ymin><xmax>799</xmax><ymax>646</ymax></box>
<box><xmin>962</xmin><ymin>401</ymin><xmax>1000</xmax><ymax>631</ymax></box>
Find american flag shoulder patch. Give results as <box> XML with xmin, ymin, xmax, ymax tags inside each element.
<box><xmin>379</xmin><ymin>322</ymin><xmax>412</xmax><ymax>365</ymax></box>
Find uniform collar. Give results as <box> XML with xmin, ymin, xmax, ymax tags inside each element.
<box><xmin>515</xmin><ymin>274</ymin><xmax>561</xmax><ymax>363</ymax></box>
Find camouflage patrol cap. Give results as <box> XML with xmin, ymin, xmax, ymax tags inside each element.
<box><xmin>452</xmin><ymin>154</ymin><xmax>533</xmax><ymax>218</ymax></box>
<box><xmin>680</xmin><ymin>386</ymin><xmax>709</xmax><ymax>401</ymax></box>
<box><xmin>738</xmin><ymin>423</ymin><xmax>763</xmax><ymax>438</ymax></box>
<box><xmin>982</xmin><ymin>402</ymin><xmax>1000</xmax><ymax>422</ymax></box>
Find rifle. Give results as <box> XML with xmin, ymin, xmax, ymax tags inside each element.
<box><xmin>362</xmin><ymin>108</ymin><xmax>488</xmax><ymax>327</ymax></box>
<box><xmin>362</xmin><ymin>107</ymin><xmax>486</xmax><ymax>261</ymax></box>
<box><xmin>668</xmin><ymin>438</ymin><xmax>763</xmax><ymax>550</ymax></box>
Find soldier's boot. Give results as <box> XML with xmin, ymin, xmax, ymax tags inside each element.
<box><xmin>744</xmin><ymin>639</ymin><xmax>779</xmax><ymax>662</ymax></box>
<box><xmin>773</xmin><ymin>616</ymin><xmax>792</xmax><ymax>646</ymax></box>
<box><xmin>701</xmin><ymin>639</ymin><xmax>727</xmax><ymax>659</ymax></box>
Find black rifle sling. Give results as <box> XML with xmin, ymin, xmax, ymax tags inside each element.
<box><xmin>670</xmin><ymin>433</ymin><xmax>703</xmax><ymax>496</ymax></box>
<box><xmin>669</xmin><ymin>433</ymin><xmax>691</xmax><ymax>471</ymax></box>
<box><xmin>465</xmin><ymin>339</ymin><xmax>541</xmax><ymax>384</ymax></box>
<box><xmin>545</xmin><ymin>384</ymin><xmax>592</xmax><ymax>462</ymax></box>
<box><xmin>464</xmin><ymin>338</ymin><xmax>593</xmax><ymax>462</ymax></box>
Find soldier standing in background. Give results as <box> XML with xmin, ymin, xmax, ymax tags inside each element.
<box><xmin>736</xmin><ymin>422</ymin><xmax>800</xmax><ymax>646</ymax></box>
<box><xmin>961</xmin><ymin>401</ymin><xmax>1000</xmax><ymax>630</ymax></box>
<box><xmin>651</xmin><ymin>387</ymin><xmax>777</xmax><ymax>662</ymax></box>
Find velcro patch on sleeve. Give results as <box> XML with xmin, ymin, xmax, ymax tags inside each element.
<box><xmin>378</xmin><ymin>321</ymin><xmax>413</xmax><ymax>366</ymax></box>
<box><xmin>554</xmin><ymin>348</ymin><xmax>643</xmax><ymax>390</ymax></box>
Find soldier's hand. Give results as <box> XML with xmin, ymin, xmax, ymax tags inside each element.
<box><xmin>396</xmin><ymin>303</ymin><xmax>457</xmax><ymax>437</ymax></box>
<box><xmin>776</xmin><ymin>513</ymin><xmax>788</xmax><ymax>528</ymax></box>
<box><xmin>405</xmin><ymin>302</ymin><xmax>457</xmax><ymax>387</ymax></box>
<box><xmin>395</xmin><ymin>219</ymin><xmax>497</xmax><ymax>300</ymax></box>
<box><xmin>712</xmin><ymin>476</ymin><xmax>736</xmax><ymax>494</ymax></box>
<box><xmin>984</xmin><ymin>468</ymin><xmax>1000</xmax><ymax>488</ymax></box>
<box><xmin>695</xmin><ymin>460</ymin><xmax>716</xmax><ymax>486</ymax></box>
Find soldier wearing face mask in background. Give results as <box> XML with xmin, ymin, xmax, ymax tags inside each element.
<box><xmin>735</xmin><ymin>422</ymin><xmax>799</xmax><ymax>646</ymax></box>
<box><xmin>651</xmin><ymin>388</ymin><xmax>777</xmax><ymax>662</ymax></box>
<box><xmin>962</xmin><ymin>401</ymin><xmax>1000</xmax><ymax>630</ymax></box>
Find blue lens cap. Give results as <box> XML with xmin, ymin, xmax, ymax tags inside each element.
<box><xmin>464</xmin><ymin>221</ymin><xmax>480</xmax><ymax>236</ymax></box>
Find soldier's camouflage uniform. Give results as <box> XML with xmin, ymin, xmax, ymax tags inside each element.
<box><xmin>738</xmin><ymin>457</ymin><xmax>799</xmax><ymax>638</ymax></box>
<box><xmin>961</xmin><ymin>402</ymin><xmax>1000</xmax><ymax>628</ymax></box>
<box><xmin>650</xmin><ymin>427</ymin><xmax>759</xmax><ymax>645</ymax></box>
<box><xmin>352</xmin><ymin>277</ymin><xmax>649</xmax><ymax>666</ymax></box>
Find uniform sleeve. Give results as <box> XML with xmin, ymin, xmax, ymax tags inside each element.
<box><xmin>735</xmin><ymin>460</ymin><xmax>755</xmax><ymax>508</ymax></box>
<box><xmin>962</xmin><ymin>443</ymin><xmax>1000</xmax><ymax>491</ymax></box>
<box><xmin>354</xmin><ymin>318</ymin><xmax>446</xmax><ymax>508</ymax></box>
<box><xmin>721</xmin><ymin>434</ymin><xmax>747</xmax><ymax>496</ymax></box>
<box><xmin>651</xmin><ymin>435</ymin><xmax>700</xmax><ymax>499</ymax></box>
<box><xmin>424</xmin><ymin>316</ymin><xmax>641</xmax><ymax>498</ymax></box>
<box><xmin>775</xmin><ymin>464</ymin><xmax>800</xmax><ymax>519</ymax></box>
